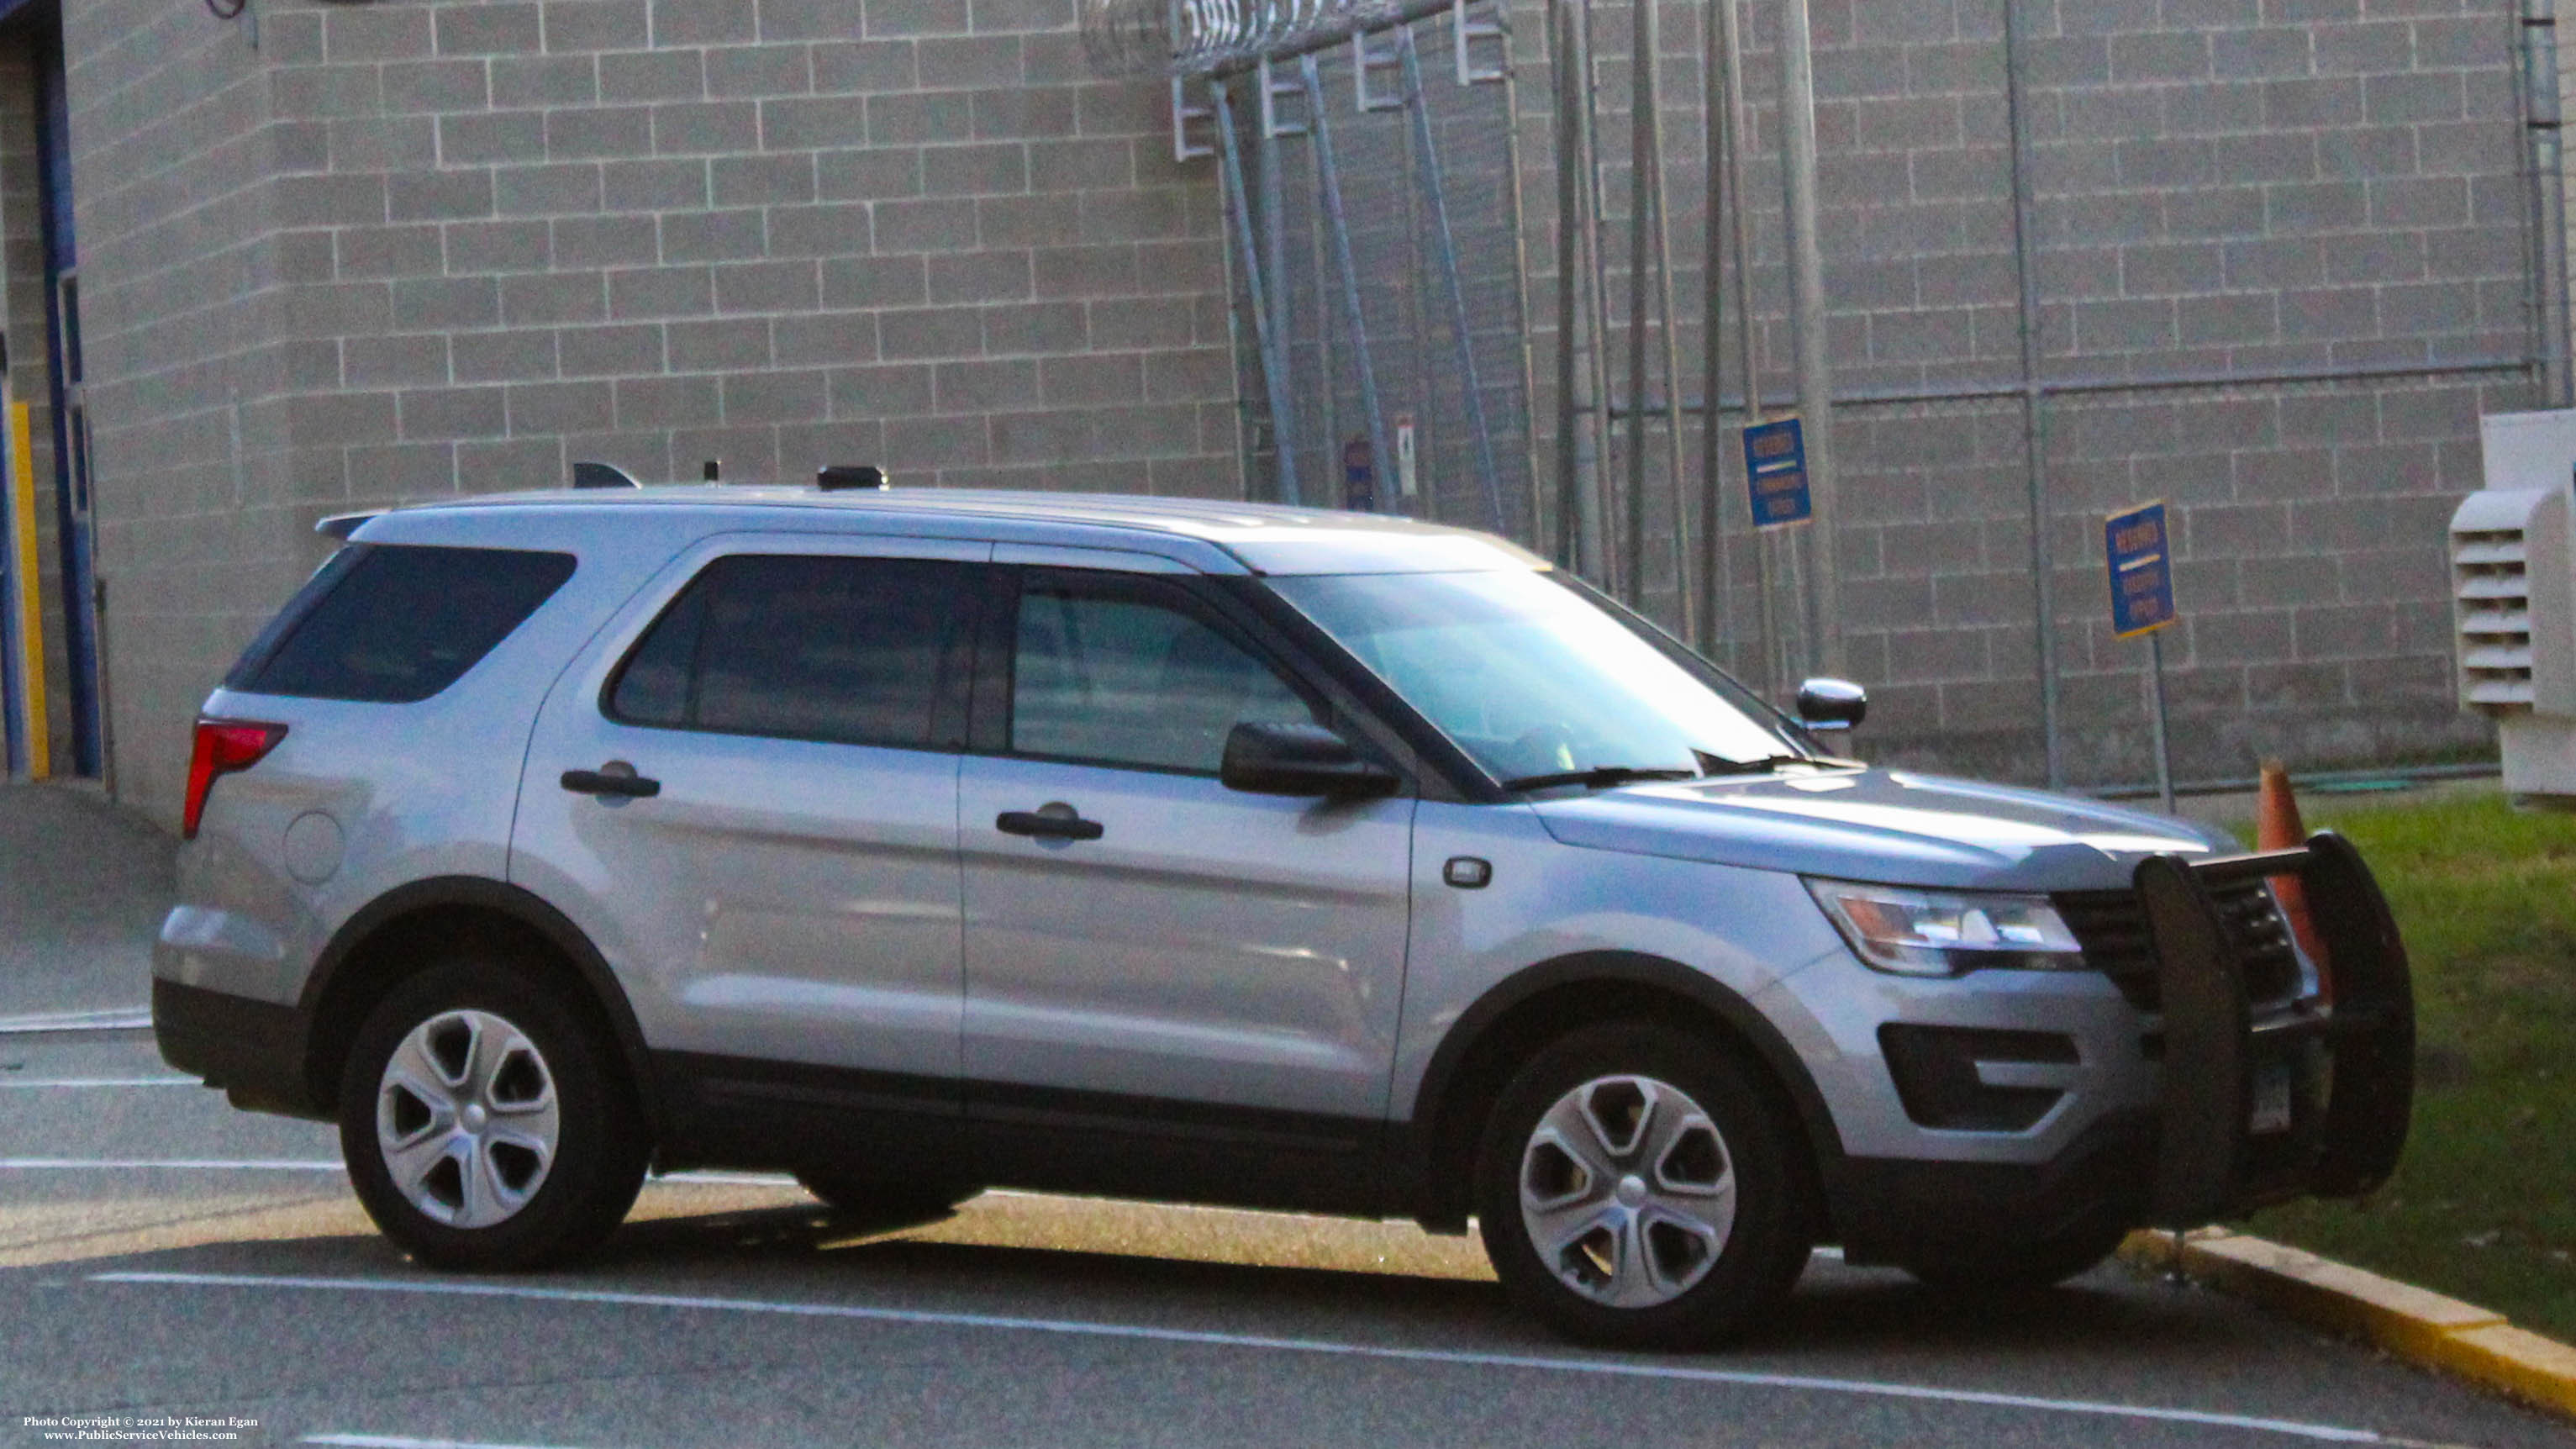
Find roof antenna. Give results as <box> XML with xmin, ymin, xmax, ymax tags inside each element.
<box><xmin>571</xmin><ymin>461</ymin><xmax>640</xmax><ymax>490</ymax></box>
<box><xmin>703</xmin><ymin>459</ymin><xmax>721</xmax><ymax>482</ymax></box>
<box><xmin>816</xmin><ymin>465</ymin><xmax>889</xmax><ymax>493</ymax></box>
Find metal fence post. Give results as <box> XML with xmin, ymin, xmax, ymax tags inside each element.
<box><xmin>2003</xmin><ymin>0</ymin><xmax>2063</xmax><ymax>788</ymax></box>
<box><xmin>1214</xmin><ymin>80</ymin><xmax>1307</xmax><ymax>508</ymax></box>
<box><xmin>1777</xmin><ymin>0</ymin><xmax>1841</xmax><ymax>677</ymax></box>
<box><xmin>1255</xmin><ymin>60</ymin><xmax>1303</xmax><ymax>504</ymax></box>
<box><xmin>1397</xmin><ymin>28</ymin><xmax>1509</xmax><ymax>534</ymax></box>
<box><xmin>1303</xmin><ymin>51</ymin><xmax>1397</xmax><ymax>513</ymax></box>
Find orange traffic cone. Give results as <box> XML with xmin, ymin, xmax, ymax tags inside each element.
<box><xmin>2257</xmin><ymin>760</ymin><xmax>2330</xmax><ymax>999</ymax></box>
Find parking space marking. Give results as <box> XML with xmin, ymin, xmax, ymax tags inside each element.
<box><xmin>0</xmin><ymin>1158</ymin><xmax>342</xmax><ymax>1171</ymax></box>
<box><xmin>303</xmin><ymin>1423</ymin><xmax>610</xmax><ymax>1433</ymax></box>
<box><xmin>98</xmin><ymin>1270</ymin><xmax>2392</xmax><ymax>1442</ymax></box>
<box><xmin>0</xmin><ymin>1077</ymin><xmax>196</xmax><ymax>1088</ymax></box>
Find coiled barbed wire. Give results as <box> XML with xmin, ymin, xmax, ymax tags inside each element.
<box><xmin>1082</xmin><ymin>0</ymin><xmax>1409</xmax><ymax>76</ymax></box>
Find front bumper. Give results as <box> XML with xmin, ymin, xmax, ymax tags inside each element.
<box><xmin>1831</xmin><ymin>830</ymin><xmax>2413</xmax><ymax>1262</ymax></box>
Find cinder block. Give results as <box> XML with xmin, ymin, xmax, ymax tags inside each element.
<box><xmin>707</xmin><ymin>44</ymin><xmax>814</xmax><ymax>97</ymax></box>
<box><xmin>603</xmin><ymin>158</ymin><xmax>709</xmax><ymax>209</ymax></box>
<box><xmin>602</xmin><ymin>50</ymin><xmax>708</xmax><ymax>104</ymax></box>
<box><xmin>670</xmin><ymin>316</ymin><xmax>777</xmax><ymax>370</ymax></box>
<box><xmin>559</xmin><ymin>323</ymin><xmax>669</xmax><ymax>377</ymax></box>
<box><xmin>399</xmin><ymin>386</ymin><xmax>509</xmax><ymax>441</ymax></box>
<box><xmin>495</xmin><ymin>55</ymin><xmax>602</xmax><ymax>108</ymax></box>
<box><xmin>440</xmin><ymin>112</ymin><xmax>548</xmax><ymax>168</ymax></box>
<box><xmin>437</xmin><ymin>3</ymin><xmax>545</xmax><ymax>55</ymax></box>
<box><xmin>653</xmin><ymin>0</ymin><xmax>758</xmax><ymax>45</ymax></box>
<box><xmin>547</xmin><ymin>106</ymin><xmax>655</xmax><ymax>161</ymax></box>
<box><xmin>774</xmin><ymin>312</ymin><xmax>880</xmax><ymax>366</ymax></box>
<box><xmin>381</xmin><ymin>59</ymin><xmax>487</xmax><ymax>113</ymax></box>
<box><xmin>495</xmin><ymin>163</ymin><xmax>607</xmax><ymax>217</ymax></box>
<box><xmin>544</xmin><ymin>0</ymin><xmax>652</xmax><ymax>53</ymax></box>
<box><xmin>715</xmin><ymin>259</ymin><xmax>824</xmax><ymax>312</ymax></box>
<box><xmin>453</xmin><ymin>330</ymin><xmax>563</xmax><ymax>384</ymax></box>
<box><xmin>713</xmin><ymin>152</ymin><xmax>819</xmax><ymax>206</ymax></box>
<box><xmin>506</xmin><ymin>380</ymin><xmax>616</xmax><ymax>435</ymax></box>
<box><xmin>722</xmin><ymin>369</ymin><xmax>827</xmax><ymax>424</ymax></box>
<box><xmin>661</xmin><ymin>207</ymin><xmax>767</xmax><ymax>262</ymax></box>
<box><xmin>609</xmin><ymin>266</ymin><xmax>716</xmax><ymax>319</ymax></box>
<box><xmin>615</xmin><ymin>373</ymin><xmax>725</xmax><ymax>428</ymax></box>
<box><xmin>821</xmin><ymin>255</ymin><xmax>929</xmax><ymax>307</ymax></box>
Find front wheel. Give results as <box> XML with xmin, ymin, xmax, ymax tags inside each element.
<box><xmin>1475</xmin><ymin>1021</ymin><xmax>1814</xmax><ymax>1350</ymax></box>
<box><xmin>339</xmin><ymin>959</ymin><xmax>647</xmax><ymax>1272</ymax></box>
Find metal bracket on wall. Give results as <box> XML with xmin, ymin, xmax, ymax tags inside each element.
<box><xmin>1258</xmin><ymin>57</ymin><xmax>1307</xmax><ymax>138</ymax></box>
<box><xmin>1169</xmin><ymin>76</ymin><xmax>1215</xmax><ymax>161</ymax></box>
<box><xmin>1353</xmin><ymin>28</ymin><xmax>1405</xmax><ymax>113</ymax></box>
<box><xmin>1452</xmin><ymin>0</ymin><xmax>1507</xmax><ymax>85</ymax></box>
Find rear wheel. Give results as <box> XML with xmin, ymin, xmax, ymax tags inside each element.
<box><xmin>339</xmin><ymin>958</ymin><xmax>647</xmax><ymax>1271</ymax></box>
<box><xmin>1475</xmin><ymin>1021</ymin><xmax>1813</xmax><ymax>1349</ymax></box>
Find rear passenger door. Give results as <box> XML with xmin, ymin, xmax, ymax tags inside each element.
<box><xmin>513</xmin><ymin>535</ymin><xmax>991</xmax><ymax>1161</ymax></box>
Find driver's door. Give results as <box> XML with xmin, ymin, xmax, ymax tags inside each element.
<box><xmin>958</xmin><ymin>564</ymin><xmax>1416</xmax><ymax>1207</ymax></box>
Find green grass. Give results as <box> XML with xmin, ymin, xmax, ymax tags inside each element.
<box><xmin>2242</xmin><ymin>791</ymin><xmax>2576</xmax><ymax>1343</ymax></box>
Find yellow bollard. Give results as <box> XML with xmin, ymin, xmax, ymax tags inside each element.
<box><xmin>7</xmin><ymin>399</ymin><xmax>46</xmax><ymax>781</ymax></box>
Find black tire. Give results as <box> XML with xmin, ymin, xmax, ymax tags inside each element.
<box><xmin>1897</xmin><ymin>1219</ymin><xmax>2133</xmax><ymax>1296</ymax></box>
<box><xmin>793</xmin><ymin>1169</ymin><xmax>980</xmax><ymax>1222</ymax></box>
<box><xmin>339</xmin><ymin>957</ymin><xmax>648</xmax><ymax>1272</ymax></box>
<box><xmin>1475</xmin><ymin>1020</ymin><xmax>1814</xmax><ymax>1350</ymax></box>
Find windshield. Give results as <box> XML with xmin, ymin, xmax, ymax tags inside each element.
<box><xmin>1270</xmin><ymin>569</ymin><xmax>1808</xmax><ymax>786</ymax></box>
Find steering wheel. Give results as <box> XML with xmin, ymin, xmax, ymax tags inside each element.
<box><xmin>1506</xmin><ymin>722</ymin><xmax>1582</xmax><ymax>777</ymax></box>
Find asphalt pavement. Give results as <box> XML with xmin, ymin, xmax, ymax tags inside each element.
<box><xmin>2</xmin><ymin>782</ymin><xmax>2570</xmax><ymax>1448</ymax></box>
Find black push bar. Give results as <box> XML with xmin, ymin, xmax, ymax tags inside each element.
<box><xmin>2136</xmin><ymin>830</ymin><xmax>2415</xmax><ymax>1227</ymax></box>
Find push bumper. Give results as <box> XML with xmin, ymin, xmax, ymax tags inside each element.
<box><xmin>2138</xmin><ymin>830</ymin><xmax>2415</xmax><ymax>1225</ymax></box>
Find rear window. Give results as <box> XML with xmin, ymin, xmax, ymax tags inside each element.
<box><xmin>226</xmin><ymin>544</ymin><xmax>577</xmax><ymax>703</ymax></box>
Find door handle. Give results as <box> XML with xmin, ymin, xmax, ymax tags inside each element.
<box><xmin>562</xmin><ymin>765</ymin><xmax>661</xmax><ymax>798</ymax></box>
<box><xmin>997</xmin><ymin>808</ymin><xmax>1104</xmax><ymax>841</ymax></box>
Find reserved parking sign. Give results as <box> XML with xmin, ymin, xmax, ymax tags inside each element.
<box><xmin>2105</xmin><ymin>501</ymin><xmax>2176</xmax><ymax>637</ymax></box>
<box><xmin>1742</xmin><ymin>419</ymin><xmax>1811</xmax><ymax>529</ymax></box>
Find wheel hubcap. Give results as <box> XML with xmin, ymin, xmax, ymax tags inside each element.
<box><xmin>377</xmin><ymin>1009</ymin><xmax>561</xmax><ymax>1230</ymax></box>
<box><xmin>1519</xmin><ymin>1074</ymin><xmax>1736</xmax><ymax>1309</ymax></box>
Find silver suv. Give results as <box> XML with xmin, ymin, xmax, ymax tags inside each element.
<box><xmin>154</xmin><ymin>484</ymin><xmax>2416</xmax><ymax>1347</ymax></box>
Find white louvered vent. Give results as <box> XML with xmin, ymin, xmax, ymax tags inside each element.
<box><xmin>2455</xmin><ymin>526</ymin><xmax>2535</xmax><ymax>713</ymax></box>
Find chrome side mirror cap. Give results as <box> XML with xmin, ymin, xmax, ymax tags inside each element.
<box><xmin>1795</xmin><ymin>677</ymin><xmax>1867</xmax><ymax>731</ymax></box>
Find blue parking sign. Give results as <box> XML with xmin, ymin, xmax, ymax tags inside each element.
<box><xmin>2104</xmin><ymin>501</ymin><xmax>2176</xmax><ymax>638</ymax></box>
<box><xmin>1742</xmin><ymin>419</ymin><xmax>1811</xmax><ymax>529</ymax></box>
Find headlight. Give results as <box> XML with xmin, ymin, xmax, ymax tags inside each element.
<box><xmin>1804</xmin><ymin>879</ymin><xmax>2086</xmax><ymax>977</ymax></box>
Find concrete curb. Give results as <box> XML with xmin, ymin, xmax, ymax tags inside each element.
<box><xmin>2120</xmin><ymin>1228</ymin><xmax>2576</xmax><ymax>1420</ymax></box>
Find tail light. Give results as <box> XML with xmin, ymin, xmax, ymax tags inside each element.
<box><xmin>183</xmin><ymin>719</ymin><xmax>288</xmax><ymax>840</ymax></box>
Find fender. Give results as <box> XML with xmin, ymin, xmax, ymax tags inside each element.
<box><xmin>298</xmin><ymin>876</ymin><xmax>664</xmax><ymax>1135</ymax></box>
<box><xmin>1399</xmin><ymin>951</ymin><xmax>1853</xmax><ymax>1230</ymax></box>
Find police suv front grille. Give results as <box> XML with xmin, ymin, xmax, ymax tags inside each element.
<box><xmin>2053</xmin><ymin>880</ymin><xmax>2304</xmax><ymax>1012</ymax></box>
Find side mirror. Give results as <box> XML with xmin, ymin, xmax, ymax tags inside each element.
<box><xmin>1221</xmin><ymin>721</ymin><xmax>1400</xmax><ymax>799</ymax></box>
<box><xmin>1795</xmin><ymin>677</ymin><xmax>1867</xmax><ymax>732</ymax></box>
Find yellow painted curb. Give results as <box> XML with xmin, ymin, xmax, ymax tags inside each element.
<box><xmin>2120</xmin><ymin>1228</ymin><xmax>2576</xmax><ymax>1421</ymax></box>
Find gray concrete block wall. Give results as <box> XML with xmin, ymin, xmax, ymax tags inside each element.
<box><xmin>1520</xmin><ymin>0</ymin><xmax>2526</xmax><ymax>785</ymax></box>
<box><xmin>66</xmin><ymin>0</ymin><xmax>292</xmax><ymax>817</ymax></box>
<box><xmin>71</xmin><ymin>0</ymin><xmax>1242</xmax><ymax>824</ymax></box>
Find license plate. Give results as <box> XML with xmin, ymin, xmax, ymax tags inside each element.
<box><xmin>2249</xmin><ymin>1062</ymin><xmax>2294</xmax><ymax>1135</ymax></box>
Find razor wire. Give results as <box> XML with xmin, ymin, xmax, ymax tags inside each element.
<box><xmin>1083</xmin><ymin>0</ymin><xmax>1415</xmax><ymax>75</ymax></box>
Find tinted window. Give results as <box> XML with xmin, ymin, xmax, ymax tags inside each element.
<box><xmin>230</xmin><ymin>544</ymin><xmax>576</xmax><ymax>704</ymax></box>
<box><xmin>1010</xmin><ymin>579</ymin><xmax>1315</xmax><ymax>772</ymax></box>
<box><xmin>608</xmin><ymin>554</ymin><xmax>973</xmax><ymax>750</ymax></box>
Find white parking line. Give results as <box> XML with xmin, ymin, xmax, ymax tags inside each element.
<box><xmin>305</xmin><ymin>1436</ymin><xmax>609</xmax><ymax>1449</ymax></box>
<box><xmin>0</xmin><ymin>1077</ymin><xmax>196</xmax><ymax>1088</ymax></box>
<box><xmin>0</xmin><ymin>1158</ymin><xmax>340</xmax><ymax>1171</ymax></box>
<box><xmin>0</xmin><ymin>1008</ymin><xmax>152</xmax><ymax>1034</ymax></box>
<box><xmin>97</xmin><ymin>1269</ymin><xmax>2390</xmax><ymax>1443</ymax></box>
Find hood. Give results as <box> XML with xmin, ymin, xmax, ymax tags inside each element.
<box><xmin>1530</xmin><ymin>767</ymin><xmax>2230</xmax><ymax>893</ymax></box>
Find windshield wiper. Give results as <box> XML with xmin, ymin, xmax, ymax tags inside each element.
<box><xmin>1694</xmin><ymin>752</ymin><xmax>1816</xmax><ymax>777</ymax></box>
<box><xmin>1502</xmin><ymin>765</ymin><xmax>1704</xmax><ymax>792</ymax></box>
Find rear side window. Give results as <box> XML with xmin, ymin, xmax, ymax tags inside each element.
<box><xmin>606</xmin><ymin>554</ymin><xmax>977</xmax><ymax>750</ymax></box>
<box><xmin>228</xmin><ymin>544</ymin><xmax>576</xmax><ymax>704</ymax></box>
